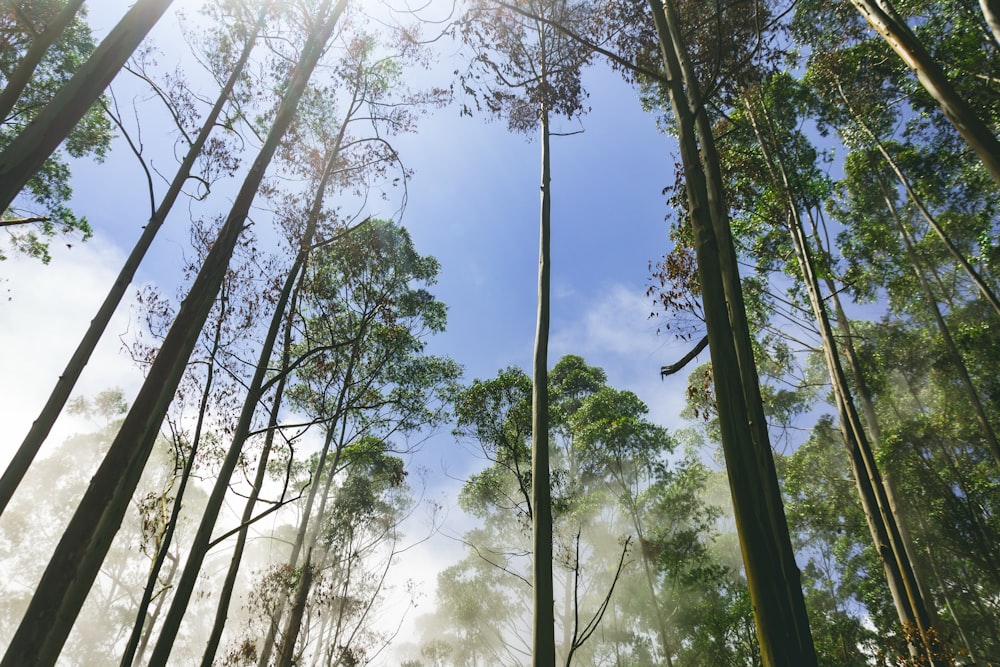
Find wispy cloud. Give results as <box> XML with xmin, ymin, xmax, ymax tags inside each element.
<box><xmin>552</xmin><ymin>282</ymin><xmax>700</xmax><ymax>430</ymax></box>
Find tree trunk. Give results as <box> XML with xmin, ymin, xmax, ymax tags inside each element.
<box><xmin>0</xmin><ymin>0</ymin><xmax>87</xmax><ymax>121</ymax></box>
<box><xmin>849</xmin><ymin>0</ymin><xmax>1000</xmax><ymax>185</ymax></box>
<box><xmin>198</xmin><ymin>270</ymin><xmax>302</xmax><ymax>667</ymax></box>
<box><xmin>531</xmin><ymin>93</ymin><xmax>556</xmax><ymax>667</ymax></box>
<box><xmin>744</xmin><ymin>96</ymin><xmax>946</xmax><ymax>663</ymax></box>
<box><xmin>980</xmin><ymin>0</ymin><xmax>1000</xmax><ymax>46</ymax></box>
<box><xmin>646</xmin><ymin>3</ymin><xmax>817</xmax><ymax>664</ymax></box>
<box><xmin>873</xmin><ymin>164</ymin><xmax>1000</xmax><ymax>468</ymax></box>
<box><xmin>0</xmin><ymin>2</ymin><xmax>267</xmax><ymax>518</ymax></box>
<box><xmin>0</xmin><ymin>3</ymin><xmax>344</xmax><ymax>664</ymax></box>
<box><xmin>199</xmin><ymin>91</ymin><xmax>352</xmax><ymax>667</ymax></box>
<box><xmin>0</xmin><ymin>0</ymin><xmax>174</xmax><ymax>213</ymax></box>
<box><xmin>277</xmin><ymin>551</ymin><xmax>315</xmax><ymax>667</ymax></box>
<box><xmin>120</xmin><ymin>292</ymin><xmax>226</xmax><ymax>667</ymax></box>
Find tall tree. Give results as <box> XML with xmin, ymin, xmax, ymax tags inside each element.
<box><xmin>639</xmin><ymin>1</ymin><xmax>818</xmax><ymax>662</ymax></box>
<box><xmin>0</xmin><ymin>1</ymin><xmax>347</xmax><ymax>663</ymax></box>
<box><xmin>0</xmin><ymin>0</ymin><xmax>173</xmax><ymax>214</ymax></box>
<box><xmin>847</xmin><ymin>0</ymin><xmax>1000</xmax><ymax>185</ymax></box>
<box><xmin>0</xmin><ymin>0</ymin><xmax>110</xmax><ymax>260</ymax></box>
<box><xmin>0</xmin><ymin>0</ymin><xmax>270</xmax><ymax>519</ymax></box>
<box><xmin>459</xmin><ymin>2</ymin><xmax>591</xmax><ymax>661</ymax></box>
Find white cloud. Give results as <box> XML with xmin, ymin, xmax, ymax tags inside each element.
<box><xmin>0</xmin><ymin>239</ymin><xmax>144</xmax><ymax>468</ymax></box>
<box><xmin>551</xmin><ymin>282</ymin><xmax>700</xmax><ymax>430</ymax></box>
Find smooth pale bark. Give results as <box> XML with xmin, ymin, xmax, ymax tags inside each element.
<box><xmin>981</xmin><ymin>0</ymin><xmax>1000</xmax><ymax>47</ymax></box>
<box><xmin>0</xmin><ymin>2</ymin><xmax>267</xmax><ymax>518</ymax></box>
<box><xmin>849</xmin><ymin>0</ymin><xmax>1000</xmax><ymax>186</ymax></box>
<box><xmin>0</xmin><ymin>0</ymin><xmax>87</xmax><ymax>121</ymax></box>
<box><xmin>744</xmin><ymin>97</ymin><xmax>946</xmax><ymax>663</ymax></box>
<box><xmin>532</xmin><ymin>97</ymin><xmax>556</xmax><ymax>667</ymax></box>
<box><xmin>0</xmin><ymin>0</ymin><xmax>173</xmax><ymax>213</ymax></box>
<box><xmin>0</xmin><ymin>3</ymin><xmax>342</xmax><ymax>663</ymax></box>
<box><xmin>647</xmin><ymin>2</ymin><xmax>817</xmax><ymax>664</ymax></box>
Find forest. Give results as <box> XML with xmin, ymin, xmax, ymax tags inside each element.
<box><xmin>1</xmin><ymin>0</ymin><xmax>999</xmax><ymax>665</ymax></box>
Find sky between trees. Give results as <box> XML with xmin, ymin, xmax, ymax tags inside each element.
<box><xmin>2</xmin><ymin>0</ymin><xmax>1000</xmax><ymax>664</ymax></box>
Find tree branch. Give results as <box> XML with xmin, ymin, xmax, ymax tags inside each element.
<box><xmin>660</xmin><ymin>335</ymin><xmax>708</xmax><ymax>377</ymax></box>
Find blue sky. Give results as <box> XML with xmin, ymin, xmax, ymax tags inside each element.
<box><xmin>0</xmin><ymin>0</ymin><xmax>703</xmax><ymax>657</ymax></box>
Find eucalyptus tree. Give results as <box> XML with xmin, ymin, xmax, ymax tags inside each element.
<box><xmin>196</xmin><ymin>28</ymin><xmax>446</xmax><ymax>665</ymax></box>
<box><xmin>458</xmin><ymin>2</ymin><xmax>593</xmax><ymax>660</ymax></box>
<box><xmin>273</xmin><ymin>437</ymin><xmax>416</xmax><ymax>666</ymax></box>
<box><xmin>719</xmin><ymin>70</ymin><xmax>949</xmax><ymax>663</ymax></box>
<box><xmin>240</xmin><ymin>219</ymin><xmax>458</xmax><ymax>665</ymax></box>
<box><xmin>0</xmin><ymin>0</ymin><xmax>271</xmax><ymax>521</ymax></box>
<box><xmin>0</xmin><ymin>0</ymin><xmax>86</xmax><ymax>121</ymax></box>
<box><xmin>428</xmin><ymin>356</ymin><xmax>730</xmax><ymax>666</ymax></box>
<box><xmin>0</xmin><ymin>392</ymin><xmax>198</xmax><ymax>663</ymax></box>
<box><xmin>0</xmin><ymin>0</ymin><xmax>110</xmax><ymax>260</ymax></box>
<box><xmin>0</xmin><ymin>1</ymin><xmax>348</xmax><ymax>663</ymax></box>
<box><xmin>844</xmin><ymin>0</ymin><xmax>1000</xmax><ymax>185</ymax></box>
<box><xmin>0</xmin><ymin>0</ymin><xmax>173</xmax><ymax>215</ymax></box>
<box><xmin>633</xmin><ymin>2</ymin><xmax>818</xmax><ymax>661</ymax></box>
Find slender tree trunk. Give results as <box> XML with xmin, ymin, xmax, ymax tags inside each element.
<box><xmin>146</xmin><ymin>184</ymin><xmax>359</xmax><ymax>667</ymax></box>
<box><xmin>627</xmin><ymin>502</ymin><xmax>674</xmax><ymax>667</ymax></box>
<box><xmin>873</xmin><ymin>165</ymin><xmax>1000</xmax><ymax>468</ymax></box>
<box><xmin>0</xmin><ymin>0</ymin><xmax>174</xmax><ymax>213</ymax></box>
<box><xmin>0</xmin><ymin>3</ymin><xmax>267</xmax><ymax>518</ymax></box>
<box><xmin>834</xmin><ymin>82</ymin><xmax>1000</xmax><ymax>319</ymax></box>
<box><xmin>199</xmin><ymin>94</ymin><xmax>351</xmax><ymax>667</ymax></box>
<box><xmin>259</xmin><ymin>313</ymin><xmax>373</xmax><ymax>666</ymax></box>
<box><xmin>278</xmin><ymin>551</ymin><xmax>315</xmax><ymax>667</ymax></box>
<box><xmin>120</xmin><ymin>290</ymin><xmax>226</xmax><ymax>667</ymax></box>
<box><xmin>646</xmin><ymin>2</ymin><xmax>817</xmax><ymax>664</ymax></box>
<box><xmin>849</xmin><ymin>0</ymin><xmax>1000</xmax><ymax>185</ymax></box>
<box><xmin>532</xmin><ymin>95</ymin><xmax>556</xmax><ymax>667</ymax></box>
<box><xmin>0</xmin><ymin>0</ymin><xmax>86</xmax><ymax>121</ymax></box>
<box><xmin>0</xmin><ymin>4</ymin><xmax>343</xmax><ymax>664</ymax></box>
<box><xmin>745</xmin><ymin>96</ymin><xmax>945</xmax><ymax>663</ymax></box>
<box><xmin>198</xmin><ymin>272</ymin><xmax>302</xmax><ymax>667</ymax></box>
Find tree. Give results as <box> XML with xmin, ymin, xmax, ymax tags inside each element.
<box><xmin>847</xmin><ymin>0</ymin><xmax>1000</xmax><ymax>185</ymax></box>
<box><xmin>638</xmin><ymin>1</ymin><xmax>818</xmax><ymax>662</ymax></box>
<box><xmin>0</xmin><ymin>1</ymin><xmax>348</xmax><ymax>663</ymax></box>
<box><xmin>0</xmin><ymin>0</ymin><xmax>270</xmax><ymax>520</ymax></box>
<box><xmin>0</xmin><ymin>0</ymin><xmax>173</xmax><ymax>216</ymax></box>
<box><xmin>458</xmin><ymin>2</ymin><xmax>592</xmax><ymax>660</ymax></box>
<box><xmin>0</xmin><ymin>0</ymin><xmax>110</xmax><ymax>261</ymax></box>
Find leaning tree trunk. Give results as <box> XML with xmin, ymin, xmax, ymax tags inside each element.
<box><xmin>0</xmin><ymin>0</ymin><xmax>174</xmax><ymax>213</ymax></box>
<box><xmin>872</xmin><ymin>164</ymin><xmax>1000</xmax><ymax>469</ymax></box>
<box><xmin>120</xmin><ymin>291</ymin><xmax>226</xmax><ymax>667</ymax></box>
<box><xmin>0</xmin><ymin>0</ymin><xmax>268</xmax><ymax>520</ymax></box>
<box><xmin>647</xmin><ymin>2</ymin><xmax>817</xmax><ymax>664</ymax></box>
<box><xmin>744</xmin><ymin>96</ymin><xmax>947</xmax><ymax>663</ymax></box>
<box><xmin>0</xmin><ymin>3</ymin><xmax>344</xmax><ymax>664</ymax></box>
<box><xmin>834</xmin><ymin>82</ymin><xmax>1000</xmax><ymax>320</ymax></box>
<box><xmin>849</xmin><ymin>0</ymin><xmax>1000</xmax><ymax>186</ymax></box>
<box><xmin>199</xmin><ymin>95</ymin><xmax>352</xmax><ymax>667</ymax></box>
<box><xmin>0</xmin><ymin>0</ymin><xmax>87</xmax><ymax>122</ymax></box>
<box><xmin>277</xmin><ymin>551</ymin><xmax>315</xmax><ymax>667</ymax></box>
